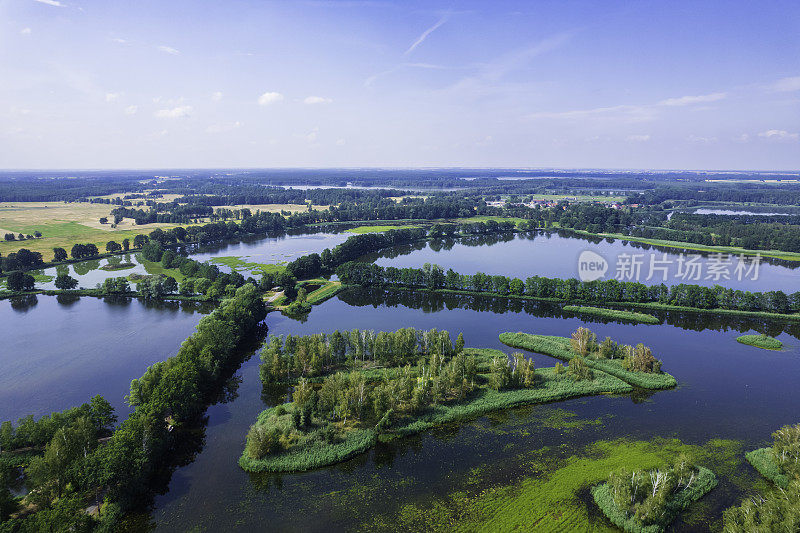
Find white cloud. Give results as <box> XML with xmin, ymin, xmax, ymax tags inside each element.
<box><xmin>157</xmin><ymin>45</ymin><xmax>180</xmax><ymax>55</ymax></box>
<box><xmin>205</xmin><ymin>121</ymin><xmax>242</xmax><ymax>134</ymax></box>
<box><xmin>405</xmin><ymin>15</ymin><xmax>449</xmax><ymax>55</ymax></box>
<box><xmin>258</xmin><ymin>91</ymin><xmax>284</xmax><ymax>106</ymax></box>
<box><xmin>124</xmin><ymin>105</ymin><xmax>138</xmax><ymax>115</ymax></box>
<box><xmin>211</xmin><ymin>91</ymin><xmax>223</xmax><ymax>101</ymax></box>
<box><xmin>303</xmin><ymin>96</ymin><xmax>332</xmax><ymax>105</ymax></box>
<box><xmin>105</xmin><ymin>92</ymin><xmax>120</xmax><ymax>103</ymax></box>
<box><xmin>154</xmin><ymin>105</ymin><xmax>192</xmax><ymax>119</ymax></box>
<box><xmin>758</xmin><ymin>129</ymin><xmax>799</xmax><ymax>141</ymax></box>
<box><xmin>335</xmin><ymin>138</ymin><xmax>346</xmax><ymax>146</ymax></box>
<box><xmin>769</xmin><ymin>76</ymin><xmax>800</xmax><ymax>92</ymax></box>
<box><xmin>734</xmin><ymin>133</ymin><xmax>750</xmax><ymax>143</ymax></box>
<box><xmin>305</xmin><ymin>127</ymin><xmax>319</xmax><ymax>143</ymax></box>
<box><xmin>626</xmin><ymin>134</ymin><xmax>651</xmax><ymax>142</ymax></box>
<box><xmin>687</xmin><ymin>135</ymin><xmax>717</xmax><ymax>143</ymax></box>
<box><xmin>34</xmin><ymin>0</ymin><xmax>65</xmax><ymax>6</ymax></box>
<box><xmin>111</xmin><ymin>37</ymin><xmax>128</xmax><ymax>44</ymax></box>
<box><xmin>657</xmin><ymin>92</ymin><xmax>726</xmax><ymax>107</ymax></box>
<box><xmin>20</xmin><ymin>27</ymin><xmax>32</xmax><ymax>35</ymax></box>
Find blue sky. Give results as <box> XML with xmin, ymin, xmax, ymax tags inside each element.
<box><xmin>1</xmin><ymin>0</ymin><xmax>799</xmax><ymax>170</ymax></box>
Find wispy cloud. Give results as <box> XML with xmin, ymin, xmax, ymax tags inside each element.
<box><xmin>528</xmin><ymin>91</ymin><xmax>727</xmax><ymax>122</ymax></box>
<box><xmin>657</xmin><ymin>92</ymin><xmax>726</xmax><ymax>107</ymax></box>
<box><xmin>105</xmin><ymin>92</ymin><xmax>120</xmax><ymax>103</ymax></box>
<box><xmin>206</xmin><ymin>121</ymin><xmax>242</xmax><ymax>134</ymax></box>
<box><xmin>758</xmin><ymin>129</ymin><xmax>799</xmax><ymax>141</ymax></box>
<box><xmin>111</xmin><ymin>37</ymin><xmax>128</xmax><ymax>44</ymax></box>
<box><xmin>303</xmin><ymin>96</ymin><xmax>332</xmax><ymax>105</ymax></box>
<box><xmin>33</xmin><ymin>0</ymin><xmax>65</xmax><ymax>7</ymax></box>
<box><xmin>124</xmin><ymin>105</ymin><xmax>137</xmax><ymax>115</ymax></box>
<box><xmin>211</xmin><ymin>91</ymin><xmax>223</xmax><ymax>101</ymax></box>
<box><xmin>20</xmin><ymin>27</ymin><xmax>32</xmax><ymax>35</ymax></box>
<box><xmin>157</xmin><ymin>45</ymin><xmax>180</xmax><ymax>55</ymax></box>
<box><xmin>687</xmin><ymin>135</ymin><xmax>718</xmax><ymax>143</ymax></box>
<box><xmin>405</xmin><ymin>15</ymin><xmax>449</xmax><ymax>55</ymax></box>
<box><xmin>626</xmin><ymin>134</ymin><xmax>651</xmax><ymax>142</ymax></box>
<box><xmin>769</xmin><ymin>76</ymin><xmax>800</xmax><ymax>92</ymax></box>
<box><xmin>258</xmin><ymin>92</ymin><xmax>284</xmax><ymax>105</ymax></box>
<box><xmin>155</xmin><ymin>105</ymin><xmax>192</xmax><ymax>119</ymax></box>
<box><xmin>365</xmin><ymin>62</ymin><xmax>456</xmax><ymax>86</ymax></box>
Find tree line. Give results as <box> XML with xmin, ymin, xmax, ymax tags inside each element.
<box><xmin>335</xmin><ymin>261</ymin><xmax>800</xmax><ymax>314</ymax></box>
<box><xmin>0</xmin><ymin>284</ymin><xmax>267</xmax><ymax>530</ymax></box>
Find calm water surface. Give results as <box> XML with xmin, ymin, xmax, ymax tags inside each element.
<box><xmin>362</xmin><ymin>231</ymin><xmax>800</xmax><ymax>292</ymax></box>
<box><xmin>0</xmin><ymin>296</ymin><xmax>211</xmax><ymax>421</ymax></box>
<box><xmin>147</xmin><ymin>289</ymin><xmax>800</xmax><ymax>532</ymax></box>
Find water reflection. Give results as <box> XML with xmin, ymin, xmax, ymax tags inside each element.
<box><xmin>339</xmin><ymin>287</ymin><xmax>800</xmax><ymax>339</ymax></box>
<box><xmin>363</xmin><ymin>230</ymin><xmax>800</xmax><ymax>293</ymax></box>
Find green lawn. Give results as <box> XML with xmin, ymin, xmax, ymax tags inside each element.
<box><xmin>208</xmin><ymin>256</ymin><xmax>287</xmax><ymax>275</ymax></box>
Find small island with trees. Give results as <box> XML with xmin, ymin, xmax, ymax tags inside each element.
<box><xmin>239</xmin><ymin>326</ymin><xmax>677</xmax><ymax>473</ymax></box>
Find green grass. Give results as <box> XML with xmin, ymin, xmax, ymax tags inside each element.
<box><xmin>136</xmin><ymin>257</ymin><xmax>185</xmax><ymax>282</ymax></box>
<box><xmin>499</xmin><ymin>332</ymin><xmax>678</xmax><ymax>390</ymax></box>
<box><xmin>240</xmin><ymin>366</ymin><xmax>633</xmax><ymax>473</ymax></box>
<box><xmin>344</xmin><ymin>224</ymin><xmax>422</xmax><ymax>234</ymax></box>
<box><xmin>563</xmin><ymin>305</ymin><xmax>660</xmax><ymax>324</ymax></box>
<box><xmin>304</xmin><ymin>281</ymin><xmax>343</xmax><ymax>304</ymax></box>
<box><xmin>99</xmin><ymin>262</ymin><xmax>136</xmax><ymax>271</ymax></box>
<box><xmin>591</xmin><ymin>467</ymin><xmax>718</xmax><ymax>533</ymax></box>
<box><xmin>736</xmin><ymin>334</ymin><xmax>783</xmax><ymax>351</ymax></box>
<box><xmin>207</xmin><ymin>255</ymin><xmax>286</xmax><ymax>275</ymax></box>
<box><xmin>362</xmin><ymin>438</ymin><xmax>741</xmax><ymax>532</ymax></box>
<box><xmin>745</xmin><ymin>447</ymin><xmax>789</xmax><ymax>488</ymax></box>
<box><xmin>385</xmin><ymin>368</ymin><xmax>632</xmax><ymax>440</ymax></box>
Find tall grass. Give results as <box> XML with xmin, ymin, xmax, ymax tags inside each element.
<box><xmin>499</xmin><ymin>332</ymin><xmax>677</xmax><ymax>390</ymax></box>
<box><xmin>736</xmin><ymin>334</ymin><xmax>783</xmax><ymax>351</ymax></box>
<box><xmin>563</xmin><ymin>305</ymin><xmax>660</xmax><ymax>325</ymax></box>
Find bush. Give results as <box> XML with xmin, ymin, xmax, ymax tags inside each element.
<box><xmin>736</xmin><ymin>334</ymin><xmax>783</xmax><ymax>351</ymax></box>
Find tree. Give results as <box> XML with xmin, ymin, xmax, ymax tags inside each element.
<box><xmin>133</xmin><ymin>234</ymin><xmax>148</xmax><ymax>248</ymax></box>
<box><xmin>53</xmin><ymin>247</ymin><xmax>68</xmax><ymax>262</ymax></box>
<box><xmin>99</xmin><ymin>217</ymin><xmax>109</xmax><ymax>224</ymax></box>
<box><xmin>7</xmin><ymin>271</ymin><xmax>35</xmax><ymax>291</ymax></box>
<box><xmin>122</xmin><ymin>238</ymin><xmax>130</xmax><ymax>251</ymax></box>
<box><xmin>162</xmin><ymin>276</ymin><xmax>178</xmax><ymax>294</ymax></box>
<box><xmin>570</xmin><ymin>327</ymin><xmax>596</xmax><ymax>356</ymax></box>
<box><xmin>55</xmin><ymin>273</ymin><xmax>78</xmax><ymax>290</ymax></box>
<box><xmin>106</xmin><ymin>240</ymin><xmax>122</xmax><ymax>253</ymax></box>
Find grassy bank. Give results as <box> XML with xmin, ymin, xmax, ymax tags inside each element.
<box><xmin>591</xmin><ymin>467</ymin><xmax>718</xmax><ymax>533</ymax></box>
<box><xmin>499</xmin><ymin>332</ymin><xmax>678</xmax><ymax>390</ymax></box>
<box><xmin>736</xmin><ymin>334</ymin><xmax>783</xmax><ymax>350</ymax></box>
<box><xmin>563</xmin><ymin>305</ymin><xmax>660</xmax><ymax>324</ymax></box>
<box><xmin>207</xmin><ymin>255</ymin><xmax>287</xmax><ymax>275</ymax></box>
<box><xmin>745</xmin><ymin>447</ymin><xmax>789</xmax><ymax>488</ymax></box>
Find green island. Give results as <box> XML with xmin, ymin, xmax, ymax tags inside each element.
<box><xmin>592</xmin><ymin>461</ymin><xmax>718</xmax><ymax>533</ymax></box>
<box><xmin>563</xmin><ymin>305</ymin><xmax>661</xmax><ymax>324</ymax></box>
<box><xmin>723</xmin><ymin>423</ymin><xmax>800</xmax><ymax>531</ymax></box>
<box><xmin>736</xmin><ymin>334</ymin><xmax>783</xmax><ymax>351</ymax></box>
<box><xmin>239</xmin><ymin>327</ymin><xmax>651</xmax><ymax>473</ymax></box>
<box><xmin>499</xmin><ymin>329</ymin><xmax>678</xmax><ymax>390</ymax></box>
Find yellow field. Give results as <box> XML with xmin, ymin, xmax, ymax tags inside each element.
<box><xmin>0</xmin><ymin>202</ymin><xmax>186</xmax><ymax>261</ymax></box>
<box><xmin>0</xmin><ymin>201</ymin><xmax>330</xmax><ymax>261</ymax></box>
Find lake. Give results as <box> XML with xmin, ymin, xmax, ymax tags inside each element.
<box><xmin>361</xmin><ymin>230</ymin><xmax>800</xmax><ymax>293</ymax></box>
<box><xmin>0</xmin><ymin>296</ymin><xmax>211</xmax><ymax>422</ymax></box>
<box><xmin>146</xmin><ymin>288</ymin><xmax>800</xmax><ymax>532</ymax></box>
